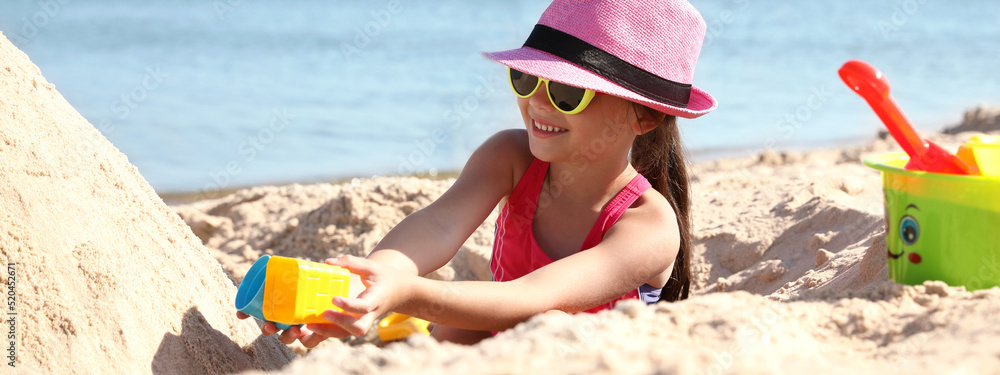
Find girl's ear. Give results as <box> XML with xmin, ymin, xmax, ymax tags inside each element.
<box><xmin>630</xmin><ymin>107</ymin><xmax>665</xmax><ymax>135</ymax></box>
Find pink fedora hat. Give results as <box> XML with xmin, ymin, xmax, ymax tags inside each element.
<box><xmin>483</xmin><ymin>0</ymin><xmax>716</xmax><ymax>119</ymax></box>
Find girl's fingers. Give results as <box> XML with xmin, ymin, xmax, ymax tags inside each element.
<box><xmin>298</xmin><ymin>332</ymin><xmax>330</xmax><ymax>349</ymax></box>
<box><xmin>294</xmin><ymin>326</ymin><xmax>327</xmax><ymax>349</ymax></box>
<box><xmin>236</xmin><ymin>311</ymin><xmax>250</xmax><ymax>320</ymax></box>
<box><xmin>326</xmin><ymin>255</ymin><xmax>378</xmax><ymax>279</ymax></box>
<box><xmin>261</xmin><ymin>321</ymin><xmax>278</xmax><ymax>336</ymax></box>
<box><xmin>322</xmin><ymin>309</ymin><xmax>374</xmax><ymax>337</ymax></box>
<box><xmin>356</xmin><ymin>283</ymin><xmax>387</xmax><ymax>305</ymax></box>
<box><xmin>304</xmin><ymin>323</ymin><xmax>352</xmax><ymax>340</ymax></box>
<box><xmin>279</xmin><ymin>326</ymin><xmax>302</xmax><ymax>345</ymax></box>
<box><xmin>332</xmin><ymin>296</ymin><xmax>374</xmax><ymax>315</ymax></box>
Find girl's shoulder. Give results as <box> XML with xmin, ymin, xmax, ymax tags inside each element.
<box><xmin>474</xmin><ymin>129</ymin><xmax>535</xmax><ymax>194</ymax></box>
<box><xmin>630</xmin><ymin>186</ymin><xmax>676</xmax><ymax>226</ymax></box>
<box><xmin>615</xmin><ymin>172</ymin><xmax>678</xmax><ymax>238</ymax></box>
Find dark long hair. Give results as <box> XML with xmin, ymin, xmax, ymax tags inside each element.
<box><xmin>629</xmin><ymin>108</ymin><xmax>691</xmax><ymax>302</ymax></box>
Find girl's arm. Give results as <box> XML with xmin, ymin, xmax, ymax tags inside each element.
<box><xmin>317</xmin><ymin>197</ymin><xmax>679</xmax><ymax>335</ymax></box>
<box><xmin>240</xmin><ymin>130</ymin><xmax>526</xmax><ymax>346</ymax></box>
<box><xmin>363</xmin><ymin>129</ymin><xmax>526</xmax><ymax>276</ymax></box>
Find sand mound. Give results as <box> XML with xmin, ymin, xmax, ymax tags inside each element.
<box><xmin>247</xmin><ymin>282</ymin><xmax>1000</xmax><ymax>374</ymax></box>
<box><xmin>0</xmin><ymin>33</ymin><xmax>294</xmax><ymax>374</ymax></box>
<box><xmin>172</xmin><ymin>179</ymin><xmax>496</xmax><ymax>284</ymax></box>
<box><xmin>688</xmin><ymin>146</ymin><xmax>888</xmax><ymax>298</ymax></box>
<box><xmin>168</xmin><ymin>130</ymin><xmax>1000</xmax><ymax>374</ymax></box>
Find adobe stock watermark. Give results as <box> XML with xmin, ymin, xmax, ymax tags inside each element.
<box><xmin>960</xmin><ymin>253</ymin><xmax>1000</xmax><ymax>291</ymax></box>
<box><xmin>211</xmin><ymin>0</ymin><xmax>245</xmax><ymax>21</ymax></box>
<box><xmin>700</xmin><ymin>303</ymin><xmax>782</xmax><ymax>375</ymax></box>
<box><xmin>349</xmin><ymin>175</ymin><xmax>388</xmax><ymax>187</ymax></box>
<box><xmin>339</xmin><ymin>0</ymin><xmax>405</xmax><ymax>62</ymax></box>
<box><xmin>6</xmin><ymin>262</ymin><xmax>16</xmax><ymax>368</ymax></box>
<box><xmin>197</xmin><ymin>108</ymin><xmax>296</xmax><ymax>199</ymax></box>
<box><xmin>880</xmin><ymin>256</ymin><xmax>998</xmax><ymax>371</ymax></box>
<box><xmin>412</xmin><ymin>281</ymin><xmax>462</xmax><ymax>325</ymax></box>
<box><xmin>535</xmin><ymin>120</ymin><xmax>628</xmax><ymax>208</ymax></box>
<box><xmin>733</xmin><ymin>83</ymin><xmax>831</xmax><ymax>178</ymax></box>
<box><xmin>702</xmin><ymin>0</ymin><xmax>750</xmax><ymax>47</ymax></box>
<box><xmin>494</xmin><ymin>117</ymin><xmax>636</xmax><ymax>239</ymax></box>
<box><xmin>396</xmin><ymin>72</ymin><xmax>503</xmax><ymax>176</ymax></box>
<box><xmin>6</xmin><ymin>0</ymin><xmax>72</xmax><ymax>48</ymax></box>
<box><xmin>876</xmin><ymin>0</ymin><xmax>932</xmax><ymax>40</ymax></box>
<box><xmin>64</xmin><ymin>64</ymin><xmax>169</xmax><ymax>171</ymax></box>
<box><xmin>767</xmin><ymin>85</ymin><xmax>832</xmax><ymax>150</ymax></box>
<box><xmin>887</xmin><ymin>326</ymin><xmax>931</xmax><ymax>372</ymax></box>
<box><xmin>108</xmin><ymin>65</ymin><xmax>169</xmax><ymax>121</ymax></box>
<box><xmin>551</xmin><ymin>312</ymin><xmax>606</xmax><ymax>357</ymax></box>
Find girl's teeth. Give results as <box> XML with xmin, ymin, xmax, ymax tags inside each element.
<box><xmin>534</xmin><ymin>121</ymin><xmax>566</xmax><ymax>132</ymax></box>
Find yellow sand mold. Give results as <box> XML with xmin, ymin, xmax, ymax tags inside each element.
<box><xmin>262</xmin><ymin>256</ymin><xmax>351</xmax><ymax>325</ymax></box>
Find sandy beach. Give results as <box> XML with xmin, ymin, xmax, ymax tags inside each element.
<box><xmin>3</xmin><ymin>30</ymin><xmax>1000</xmax><ymax>375</ymax></box>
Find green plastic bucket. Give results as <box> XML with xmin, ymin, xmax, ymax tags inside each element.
<box><xmin>863</xmin><ymin>152</ymin><xmax>1000</xmax><ymax>290</ymax></box>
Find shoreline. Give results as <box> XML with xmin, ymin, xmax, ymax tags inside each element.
<box><xmin>159</xmin><ymin>170</ymin><xmax>463</xmax><ymax>206</ymax></box>
<box><xmin>158</xmin><ymin>131</ymin><xmax>886</xmax><ymax>206</ymax></box>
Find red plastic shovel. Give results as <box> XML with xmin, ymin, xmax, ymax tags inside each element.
<box><xmin>838</xmin><ymin>60</ymin><xmax>970</xmax><ymax>175</ymax></box>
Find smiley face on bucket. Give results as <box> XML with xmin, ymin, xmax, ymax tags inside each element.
<box><xmin>882</xmin><ymin>187</ymin><xmax>1000</xmax><ymax>289</ymax></box>
<box><xmin>886</xmin><ymin>199</ymin><xmax>924</xmax><ymax>264</ymax></box>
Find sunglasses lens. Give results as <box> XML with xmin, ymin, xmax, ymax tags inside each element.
<box><xmin>510</xmin><ymin>69</ymin><xmax>539</xmax><ymax>97</ymax></box>
<box><xmin>547</xmin><ymin>81</ymin><xmax>588</xmax><ymax>112</ymax></box>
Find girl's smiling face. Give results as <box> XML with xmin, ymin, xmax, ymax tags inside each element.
<box><xmin>518</xmin><ymin>83</ymin><xmax>649</xmax><ymax>163</ymax></box>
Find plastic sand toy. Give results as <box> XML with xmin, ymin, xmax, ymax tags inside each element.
<box><xmin>839</xmin><ymin>60</ymin><xmax>971</xmax><ymax>175</ymax></box>
<box><xmin>957</xmin><ymin>134</ymin><xmax>1000</xmax><ymax>176</ymax></box>
<box><xmin>235</xmin><ymin>255</ymin><xmax>296</xmax><ymax>330</ymax></box>
<box><xmin>235</xmin><ymin>255</ymin><xmax>351</xmax><ymax>328</ymax></box>
<box><xmin>863</xmin><ymin>152</ymin><xmax>1000</xmax><ymax>290</ymax></box>
<box><xmin>263</xmin><ymin>256</ymin><xmax>351</xmax><ymax>325</ymax></box>
<box><xmin>377</xmin><ymin>313</ymin><xmax>430</xmax><ymax>342</ymax></box>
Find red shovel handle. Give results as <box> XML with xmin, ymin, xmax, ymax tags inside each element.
<box><xmin>838</xmin><ymin>60</ymin><xmax>970</xmax><ymax>175</ymax></box>
<box><xmin>838</xmin><ymin>60</ymin><xmax>927</xmax><ymax>159</ymax></box>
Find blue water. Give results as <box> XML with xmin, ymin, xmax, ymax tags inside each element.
<box><xmin>2</xmin><ymin>0</ymin><xmax>999</xmax><ymax>194</ymax></box>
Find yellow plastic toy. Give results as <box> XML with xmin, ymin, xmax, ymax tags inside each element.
<box><xmin>262</xmin><ymin>256</ymin><xmax>351</xmax><ymax>325</ymax></box>
<box><xmin>377</xmin><ymin>313</ymin><xmax>431</xmax><ymax>342</ymax></box>
<box><xmin>956</xmin><ymin>134</ymin><xmax>1000</xmax><ymax>176</ymax></box>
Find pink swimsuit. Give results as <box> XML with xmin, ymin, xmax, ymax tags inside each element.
<box><xmin>490</xmin><ymin>158</ymin><xmax>659</xmax><ymax>314</ymax></box>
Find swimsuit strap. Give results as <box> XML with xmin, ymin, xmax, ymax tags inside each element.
<box><xmin>579</xmin><ymin>173</ymin><xmax>652</xmax><ymax>250</ymax></box>
<box><xmin>509</xmin><ymin>158</ymin><xmax>550</xmax><ymax>208</ymax></box>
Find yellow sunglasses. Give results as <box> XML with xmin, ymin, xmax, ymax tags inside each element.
<box><xmin>508</xmin><ymin>68</ymin><xmax>598</xmax><ymax>115</ymax></box>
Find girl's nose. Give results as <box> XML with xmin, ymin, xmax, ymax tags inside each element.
<box><xmin>528</xmin><ymin>83</ymin><xmax>556</xmax><ymax>112</ymax></box>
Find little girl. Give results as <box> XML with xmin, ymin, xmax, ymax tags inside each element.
<box><xmin>239</xmin><ymin>0</ymin><xmax>716</xmax><ymax>346</ymax></box>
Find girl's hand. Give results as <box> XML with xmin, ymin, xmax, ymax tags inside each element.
<box><xmin>235</xmin><ymin>311</ymin><xmax>346</xmax><ymax>348</ymax></box>
<box><xmin>235</xmin><ymin>255</ymin><xmax>411</xmax><ymax>346</ymax></box>
<box><xmin>305</xmin><ymin>255</ymin><xmax>412</xmax><ymax>339</ymax></box>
